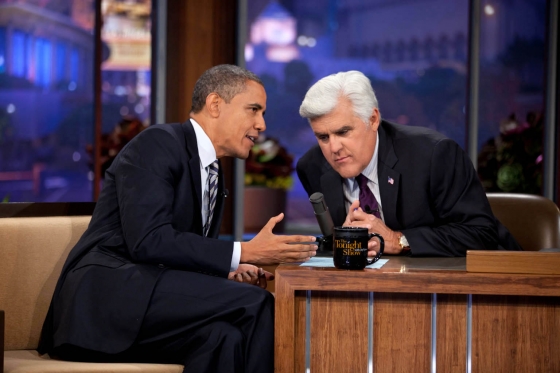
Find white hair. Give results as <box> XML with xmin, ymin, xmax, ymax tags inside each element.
<box><xmin>299</xmin><ymin>70</ymin><xmax>380</xmax><ymax>124</ymax></box>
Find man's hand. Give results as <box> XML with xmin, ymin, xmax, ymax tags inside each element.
<box><xmin>240</xmin><ymin>213</ymin><xmax>317</xmax><ymax>265</ymax></box>
<box><xmin>344</xmin><ymin>200</ymin><xmax>402</xmax><ymax>255</ymax></box>
<box><xmin>228</xmin><ymin>264</ymin><xmax>274</xmax><ymax>289</ymax></box>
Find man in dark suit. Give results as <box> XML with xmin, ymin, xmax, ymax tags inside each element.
<box><xmin>296</xmin><ymin>70</ymin><xmax>521</xmax><ymax>256</ymax></box>
<box><xmin>38</xmin><ymin>65</ymin><xmax>317</xmax><ymax>373</ymax></box>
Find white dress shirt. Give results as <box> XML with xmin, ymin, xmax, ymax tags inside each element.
<box><xmin>191</xmin><ymin>119</ymin><xmax>240</xmax><ymax>271</ymax></box>
<box><xmin>343</xmin><ymin>132</ymin><xmax>385</xmax><ymax>221</ymax></box>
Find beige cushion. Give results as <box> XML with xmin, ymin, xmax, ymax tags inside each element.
<box><xmin>0</xmin><ymin>216</ymin><xmax>91</xmax><ymax>350</ymax></box>
<box><xmin>4</xmin><ymin>350</ymin><xmax>183</xmax><ymax>373</ymax></box>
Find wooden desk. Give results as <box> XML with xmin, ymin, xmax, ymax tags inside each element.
<box><xmin>1</xmin><ymin>310</ymin><xmax>4</xmax><ymax>373</ymax></box>
<box><xmin>274</xmin><ymin>257</ymin><xmax>560</xmax><ymax>373</ymax></box>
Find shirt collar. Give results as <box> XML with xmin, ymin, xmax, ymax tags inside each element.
<box><xmin>190</xmin><ymin>118</ymin><xmax>217</xmax><ymax>168</ymax></box>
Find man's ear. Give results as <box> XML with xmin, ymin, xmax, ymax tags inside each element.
<box><xmin>205</xmin><ymin>93</ymin><xmax>221</xmax><ymax>118</ymax></box>
<box><xmin>370</xmin><ymin>108</ymin><xmax>381</xmax><ymax>130</ymax></box>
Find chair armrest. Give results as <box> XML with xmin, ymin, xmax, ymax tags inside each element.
<box><xmin>1</xmin><ymin>310</ymin><xmax>4</xmax><ymax>373</ymax></box>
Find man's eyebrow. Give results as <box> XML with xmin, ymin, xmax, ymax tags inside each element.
<box><xmin>314</xmin><ymin>125</ymin><xmax>353</xmax><ymax>137</ymax></box>
<box><xmin>334</xmin><ymin>125</ymin><xmax>353</xmax><ymax>133</ymax></box>
<box><xmin>247</xmin><ymin>103</ymin><xmax>264</xmax><ymax>110</ymax></box>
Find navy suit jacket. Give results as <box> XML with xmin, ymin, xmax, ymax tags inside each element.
<box><xmin>39</xmin><ymin>120</ymin><xmax>233</xmax><ymax>354</ymax></box>
<box><xmin>297</xmin><ymin>120</ymin><xmax>522</xmax><ymax>256</ymax></box>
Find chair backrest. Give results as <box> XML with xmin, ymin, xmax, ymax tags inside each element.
<box><xmin>0</xmin><ymin>216</ymin><xmax>90</xmax><ymax>350</ymax></box>
<box><xmin>487</xmin><ymin>193</ymin><xmax>560</xmax><ymax>251</ymax></box>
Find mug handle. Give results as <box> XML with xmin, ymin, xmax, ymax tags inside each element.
<box><xmin>366</xmin><ymin>233</ymin><xmax>384</xmax><ymax>265</ymax></box>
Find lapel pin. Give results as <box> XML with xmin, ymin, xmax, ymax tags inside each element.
<box><xmin>388</xmin><ymin>176</ymin><xmax>394</xmax><ymax>185</ymax></box>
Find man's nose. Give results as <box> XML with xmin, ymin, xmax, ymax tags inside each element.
<box><xmin>329</xmin><ymin>137</ymin><xmax>342</xmax><ymax>153</ymax></box>
<box><xmin>256</xmin><ymin>115</ymin><xmax>266</xmax><ymax>132</ymax></box>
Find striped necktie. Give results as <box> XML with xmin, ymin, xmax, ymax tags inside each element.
<box><xmin>204</xmin><ymin>160</ymin><xmax>219</xmax><ymax>236</ymax></box>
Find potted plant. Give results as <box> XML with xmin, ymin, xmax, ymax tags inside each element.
<box><xmin>478</xmin><ymin>112</ymin><xmax>543</xmax><ymax>194</ymax></box>
<box><xmin>244</xmin><ymin>135</ymin><xmax>294</xmax><ymax>233</ymax></box>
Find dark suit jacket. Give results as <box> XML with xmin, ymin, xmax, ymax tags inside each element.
<box><xmin>297</xmin><ymin>120</ymin><xmax>522</xmax><ymax>256</ymax></box>
<box><xmin>39</xmin><ymin>120</ymin><xmax>233</xmax><ymax>354</ymax></box>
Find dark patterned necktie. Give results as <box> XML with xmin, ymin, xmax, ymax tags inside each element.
<box><xmin>355</xmin><ymin>174</ymin><xmax>381</xmax><ymax>219</ymax></box>
<box><xmin>204</xmin><ymin>160</ymin><xmax>219</xmax><ymax>236</ymax></box>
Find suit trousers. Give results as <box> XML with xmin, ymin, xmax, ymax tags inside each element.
<box><xmin>53</xmin><ymin>269</ymin><xmax>275</xmax><ymax>373</ymax></box>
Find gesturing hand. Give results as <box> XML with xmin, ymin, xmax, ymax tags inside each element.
<box><xmin>240</xmin><ymin>213</ymin><xmax>318</xmax><ymax>265</ymax></box>
<box><xmin>228</xmin><ymin>264</ymin><xmax>274</xmax><ymax>289</ymax></box>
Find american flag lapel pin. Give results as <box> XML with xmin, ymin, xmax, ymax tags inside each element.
<box><xmin>388</xmin><ymin>176</ymin><xmax>394</xmax><ymax>185</ymax></box>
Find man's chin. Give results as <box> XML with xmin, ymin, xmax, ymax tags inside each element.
<box><xmin>334</xmin><ymin>166</ymin><xmax>360</xmax><ymax>179</ymax></box>
<box><xmin>237</xmin><ymin>149</ymin><xmax>251</xmax><ymax>159</ymax></box>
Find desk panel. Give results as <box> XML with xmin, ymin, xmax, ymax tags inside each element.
<box><xmin>275</xmin><ymin>258</ymin><xmax>560</xmax><ymax>373</ymax></box>
<box><xmin>436</xmin><ymin>294</ymin><xmax>467</xmax><ymax>373</ymax></box>
<box><xmin>294</xmin><ymin>291</ymin><xmax>306</xmax><ymax>373</ymax></box>
<box><xmin>373</xmin><ymin>293</ymin><xmax>431</xmax><ymax>373</ymax></box>
<box><xmin>472</xmin><ymin>295</ymin><xmax>560</xmax><ymax>372</ymax></box>
<box><xmin>311</xmin><ymin>292</ymin><xmax>368</xmax><ymax>373</ymax></box>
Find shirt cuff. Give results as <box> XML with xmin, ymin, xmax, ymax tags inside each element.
<box><xmin>230</xmin><ymin>242</ymin><xmax>241</xmax><ymax>271</ymax></box>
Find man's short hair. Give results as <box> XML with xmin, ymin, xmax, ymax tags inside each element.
<box><xmin>191</xmin><ymin>65</ymin><xmax>263</xmax><ymax>113</ymax></box>
<box><xmin>299</xmin><ymin>70</ymin><xmax>380</xmax><ymax>124</ymax></box>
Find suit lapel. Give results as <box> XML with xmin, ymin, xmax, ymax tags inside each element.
<box><xmin>181</xmin><ymin>120</ymin><xmax>225</xmax><ymax>238</ymax></box>
<box><xmin>181</xmin><ymin>120</ymin><xmax>203</xmax><ymax>211</ymax></box>
<box><xmin>377</xmin><ymin>122</ymin><xmax>402</xmax><ymax>229</ymax></box>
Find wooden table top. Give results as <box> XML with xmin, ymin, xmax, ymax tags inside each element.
<box><xmin>276</xmin><ymin>255</ymin><xmax>560</xmax><ymax>297</ymax></box>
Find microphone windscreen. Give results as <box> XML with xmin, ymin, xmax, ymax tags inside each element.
<box><xmin>309</xmin><ymin>192</ymin><xmax>327</xmax><ymax>214</ymax></box>
<box><xmin>309</xmin><ymin>192</ymin><xmax>334</xmax><ymax>237</ymax></box>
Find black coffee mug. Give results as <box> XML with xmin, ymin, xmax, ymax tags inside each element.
<box><xmin>333</xmin><ymin>227</ymin><xmax>384</xmax><ymax>270</ymax></box>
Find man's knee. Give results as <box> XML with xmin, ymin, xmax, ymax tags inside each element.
<box><xmin>200</xmin><ymin>321</ymin><xmax>244</xmax><ymax>347</ymax></box>
<box><xmin>240</xmin><ymin>285</ymin><xmax>275</xmax><ymax>313</ymax></box>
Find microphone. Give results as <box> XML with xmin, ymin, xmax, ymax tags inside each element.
<box><xmin>309</xmin><ymin>192</ymin><xmax>335</xmax><ymax>237</ymax></box>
